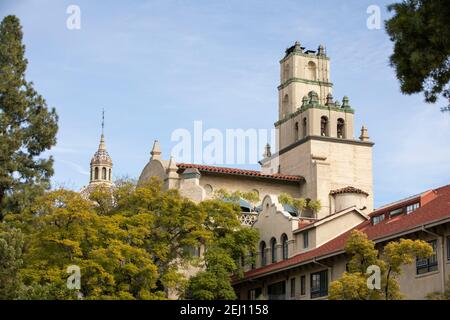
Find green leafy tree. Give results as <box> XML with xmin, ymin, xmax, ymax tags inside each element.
<box><xmin>4</xmin><ymin>180</ymin><xmax>258</xmax><ymax>300</ymax></box>
<box><xmin>278</xmin><ymin>193</ymin><xmax>306</xmax><ymax>214</ymax></box>
<box><xmin>186</xmin><ymin>194</ymin><xmax>259</xmax><ymax>300</ymax></box>
<box><xmin>329</xmin><ymin>230</ymin><xmax>433</xmax><ymax>300</ymax></box>
<box><xmin>0</xmin><ymin>228</ymin><xmax>24</xmax><ymax>299</ymax></box>
<box><xmin>0</xmin><ymin>15</ymin><xmax>58</xmax><ymax>219</ymax></box>
<box><xmin>385</xmin><ymin>0</ymin><xmax>450</xmax><ymax>111</ymax></box>
<box><xmin>17</xmin><ymin>189</ymin><xmax>159</xmax><ymax>299</ymax></box>
<box><xmin>307</xmin><ymin>199</ymin><xmax>321</xmax><ymax>217</ymax></box>
<box><xmin>112</xmin><ymin>178</ymin><xmax>211</xmax><ymax>297</ymax></box>
<box><xmin>278</xmin><ymin>193</ymin><xmax>321</xmax><ymax>217</ymax></box>
<box><xmin>214</xmin><ymin>188</ymin><xmax>260</xmax><ymax>210</ymax></box>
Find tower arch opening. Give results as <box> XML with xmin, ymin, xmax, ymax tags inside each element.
<box><xmin>307</xmin><ymin>61</ymin><xmax>317</xmax><ymax>81</ymax></box>
<box><xmin>321</xmin><ymin>116</ymin><xmax>329</xmax><ymax>137</ymax></box>
<box><xmin>337</xmin><ymin>118</ymin><xmax>345</xmax><ymax>138</ymax></box>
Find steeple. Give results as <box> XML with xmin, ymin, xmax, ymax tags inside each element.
<box><xmin>89</xmin><ymin>109</ymin><xmax>113</xmax><ymax>185</ymax></box>
<box><xmin>150</xmin><ymin>140</ymin><xmax>162</xmax><ymax>160</ymax></box>
<box><xmin>98</xmin><ymin>109</ymin><xmax>106</xmax><ymax>150</ymax></box>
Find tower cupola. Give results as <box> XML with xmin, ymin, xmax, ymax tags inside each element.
<box><xmin>89</xmin><ymin>110</ymin><xmax>113</xmax><ymax>185</ymax></box>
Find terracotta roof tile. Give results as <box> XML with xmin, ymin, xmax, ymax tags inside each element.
<box><xmin>176</xmin><ymin>163</ymin><xmax>304</xmax><ymax>182</ymax></box>
<box><xmin>330</xmin><ymin>186</ymin><xmax>369</xmax><ymax>196</ymax></box>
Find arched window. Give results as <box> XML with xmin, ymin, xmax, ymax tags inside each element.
<box><xmin>307</xmin><ymin>61</ymin><xmax>317</xmax><ymax>81</ymax></box>
<box><xmin>282</xmin><ymin>94</ymin><xmax>289</xmax><ymax>117</ymax></box>
<box><xmin>270</xmin><ymin>238</ymin><xmax>277</xmax><ymax>263</ymax></box>
<box><xmin>102</xmin><ymin>167</ymin><xmax>107</xmax><ymax>180</ymax></box>
<box><xmin>109</xmin><ymin>168</ymin><xmax>112</xmax><ymax>181</ymax></box>
<box><xmin>260</xmin><ymin>241</ymin><xmax>267</xmax><ymax>266</ymax></box>
<box><xmin>281</xmin><ymin>234</ymin><xmax>289</xmax><ymax>260</ymax></box>
<box><xmin>321</xmin><ymin>116</ymin><xmax>328</xmax><ymax>136</ymax></box>
<box><xmin>302</xmin><ymin>117</ymin><xmax>307</xmax><ymax>138</ymax></box>
<box><xmin>94</xmin><ymin>167</ymin><xmax>99</xmax><ymax>180</ymax></box>
<box><xmin>295</xmin><ymin>122</ymin><xmax>299</xmax><ymax>140</ymax></box>
<box><xmin>337</xmin><ymin>118</ymin><xmax>345</xmax><ymax>138</ymax></box>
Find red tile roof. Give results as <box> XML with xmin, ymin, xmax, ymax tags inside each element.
<box><xmin>236</xmin><ymin>184</ymin><xmax>450</xmax><ymax>282</ymax></box>
<box><xmin>176</xmin><ymin>163</ymin><xmax>304</xmax><ymax>182</ymax></box>
<box><xmin>330</xmin><ymin>186</ymin><xmax>369</xmax><ymax>196</ymax></box>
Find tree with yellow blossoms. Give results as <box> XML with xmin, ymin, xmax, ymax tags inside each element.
<box><xmin>329</xmin><ymin>230</ymin><xmax>433</xmax><ymax>300</ymax></box>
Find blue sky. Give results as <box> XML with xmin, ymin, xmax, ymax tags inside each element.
<box><xmin>1</xmin><ymin>0</ymin><xmax>449</xmax><ymax>207</ymax></box>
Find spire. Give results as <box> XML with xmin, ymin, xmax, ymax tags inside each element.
<box><xmin>359</xmin><ymin>125</ymin><xmax>370</xmax><ymax>142</ymax></box>
<box><xmin>151</xmin><ymin>140</ymin><xmax>162</xmax><ymax>160</ymax></box>
<box><xmin>89</xmin><ymin>109</ymin><xmax>113</xmax><ymax>185</ymax></box>
<box><xmin>98</xmin><ymin>109</ymin><xmax>106</xmax><ymax>151</ymax></box>
<box><xmin>263</xmin><ymin>143</ymin><xmax>272</xmax><ymax>158</ymax></box>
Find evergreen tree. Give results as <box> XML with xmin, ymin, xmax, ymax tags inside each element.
<box><xmin>0</xmin><ymin>228</ymin><xmax>24</xmax><ymax>299</ymax></box>
<box><xmin>0</xmin><ymin>15</ymin><xmax>58</xmax><ymax>219</ymax></box>
<box><xmin>385</xmin><ymin>0</ymin><xmax>450</xmax><ymax>111</ymax></box>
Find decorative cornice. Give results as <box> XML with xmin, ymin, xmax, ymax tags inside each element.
<box><xmin>274</xmin><ymin>104</ymin><xmax>354</xmax><ymax>127</ymax></box>
<box><xmin>280</xmin><ymin>51</ymin><xmax>330</xmax><ymax>64</ymax></box>
<box><xmin>278</xmin><ymin>78</ymin><xmax>333</xmax><ymax>90</ymax></box>
<box><xmin>278</xmin><ymin>135</ymin><xmax>374</xmax><ymax>156</ymax></box>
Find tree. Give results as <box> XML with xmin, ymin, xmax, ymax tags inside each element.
<box><xmin>385</xmin><ymin>0</ymin><xmax>450</xmax><ymax>111</ymax></box>
<box><xmin>112</xmin><ymin>178</ymin><xmax>211</xmax><ymax>297</ymax></box>
<box><xmin>214</xmin><ymin>188</ymin><xmax>260</xmax><ymax>210</ymax></box>
<box><xmin>278</xmin><ymin>193</ymin><xmax>321</xmax><ymax>218</ymax></box>
<box><xmin>17</xmin><ymin>189</ymin><xmax>159</xmax><ymax>299</ymax></box>
<box><xmin>0</xmin><ymin>15</ymin><xmax>58</xmax><ymax>219</ymax></box>
<box><xmin>0</xmin><ymin>228</ymin><xmax>24</xmax><ymax>299</ymax></box>
<box><xmin>329</xmin><ymin>230</ymin><xmax>433</xmax><ymax>300</ymax></box>
<box><xmin>3</xmin><ymin>180</ymin><xmax>259</xmax><ymax>300</ymax></box>
<box><xmin>186</xmin><ymin>193</ymin><xmax>259</xmax><ymax>300</ymax></box>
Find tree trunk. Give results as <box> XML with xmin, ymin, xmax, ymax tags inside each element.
<box><xmin>385</xmin><ymin>267</ymin><xmax>392</xmax><ymax>300</ymax></box>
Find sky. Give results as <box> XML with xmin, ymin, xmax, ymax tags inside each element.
<box><xmin>1</xmin><ymin>0</ymin><xmax>449</xmax><ymax>207</ymax></box>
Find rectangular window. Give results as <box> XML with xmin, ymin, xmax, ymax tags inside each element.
<box><xmin>267</xmin><ymin>281</ymin><xmax>286</xmax><ymax>300</ymax></box>
<box><xmin>300</xmin><ymin>275</ymin><xmax>306</xmax><ymax>295</ymax></box>
<box><xmin>303</xmin><ymin>231</ymin><xmax>309</xmax><ymax>249</ymax></box>
<box><xmin>372</xmin><ymin>214</ymin><xmax>385</xmax><ymax>225</ymax></box>
<box><xmin>389</xmin><ymin>208</ymin><xmax>403</xmax><ymax>218</ymax></box>
<box><xmin>248</xmin><ymin>288</ymin><xmax>262</xmax><ymax>300</ymax></box>
<box><xmin>447</xmin><ymin>236</ymin><xmax>450</xmax><ymax>261</ymax></box>
<box><xmin>416</xmin><ymin>240</ymin><xmax>438</xmax><ymax>274</ymax></box>
<box><xmin>310</xmin><ymin>270</ymin><xmax>328</xmax><ymax>299</ymax></box>
<box><xmin>406</xmin><ymin>203</ymin><xmax>420</xmax><ymax>214</ymax></box>
<box><xmin>290</xmin><ymin>278</ymin><xmax>296</xmax><ymax>298</ymax></box>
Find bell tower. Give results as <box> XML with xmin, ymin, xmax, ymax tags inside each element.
<box><xmin>278</xmin><ymin>41</ymin><xmax>332</xmax><ymax>120</ymax></box>
<box><xmin>263</xmin><ymin>42</ymin><xmax>375</xmax><ymax>218</ymax></box>
<box><xmin>89</xmin><ymin>110</ymin><xmax>113</xmax><ymax>186</ymax></box>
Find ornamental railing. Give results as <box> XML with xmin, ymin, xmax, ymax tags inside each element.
<box><xmin>239</xmin><ymin>212</ymin><xmax>258</xmax><ymax>226</ymax></box>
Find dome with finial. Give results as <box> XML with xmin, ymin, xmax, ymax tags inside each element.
<box><xmin>90</xmin><ymin>134</ymin><xmax>113</xmax><ymax>166</ymax></box>
<box><xmin>80</xmin><ymin>110</ymin><xmax>114</xmax><ymax>199</ymax></box>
